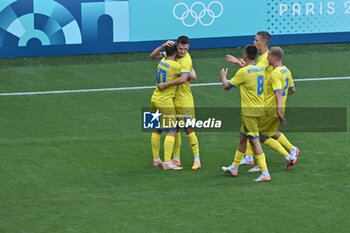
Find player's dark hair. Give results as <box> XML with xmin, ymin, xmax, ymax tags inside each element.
<box><xmin>165</xmin><ymin>44</ymin><xmax>177</xmax><ymax>56</ymax></box>
<box><xmin>177</xmin><ymin>35</ymin><xmax>190</xmax><ymax>45</ymax></box>
<box><xmin>257</xmin><ymin>31</ymin><xmax>271</xmax><ymax>45</ymax></box>
<box><xmin>244</xmin><ymin>45</ymin><xmax>258</xmax><ymax>60</ymax></box>
<box><xmin>270</xmin><ymin>46</ymin><xmax>284</xmax><ymax>60</ymax></box>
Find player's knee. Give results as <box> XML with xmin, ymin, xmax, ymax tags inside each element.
<box><xmin>166</xmin><ymin>130</ymin><xmax>176</xmax><ymax>136</ymax></box>
<box><xmin>259</xmin><ymin>135</ymin><xmax>267</xmax><ymax>142</ymax></box>
<box><xmin>185</xmin><ymin>127</ymin><xmax>194</xmax><ymax>134</ymax></box>
<box><xmin>153</xmin><ymin>129</ymin><xmax>162</xmax><ymax>134</ymax></box>
<box><xmin>239</xmin><ymin>138</ymin><xmax>247</xmax><ymax>147</ymax></box>
<box><xmin>272</xmin><ymin>131</ymin><xmax>281</xmax><ymax>139</ymax></box>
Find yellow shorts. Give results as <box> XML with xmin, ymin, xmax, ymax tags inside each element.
<box><xmin>150</xmin><ymin>99</ymin><xmax>177</xmax><ymax>129</ymax></box>
<box><xmin>259</xmin><ymin>115</ymin><xmax>280</xmax><ymax>137</ymax></box>
<box><xmin>174</xmin><ymin>97</ymin><xmax>195</xmax><ymax>121</ymax></box>
<box><xmin>240</xmin><ymin>116</ymin><xmax>261</xmax><ymax>138</ymax></box>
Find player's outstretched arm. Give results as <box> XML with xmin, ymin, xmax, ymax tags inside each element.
<box><xmin>225</xmin><ymin>55</ymin><xmax>246</xmax><ymax>67</ymax></box>
<box><xmin>220</xmin><ymin>68</ymin><xmax>232</xmax><ymax>90</ymax></box>
<box><xmin>149</xmin><ymin>40</ymin><xmax>175</xmax><ymax>59</ymax></box>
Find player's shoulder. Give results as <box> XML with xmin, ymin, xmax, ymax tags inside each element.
<box><xmin>178</xmin><ymin>53</ymin><xmax>192</xmax><ymax>63</ymax></box>
<box><xmin>244</xmin><ymin>63</ymin><xmax>265</xmax><ymax>73</ymax></box>
<box><xmin>276</xmin><ymin>65</ymin><xmax>291</xmax><ymax>75</ymax></box>
<box><xmin>256</xmin><ymin>51</ymin><xmax>269</xmax><ymax>67</ymax></box>
<box><xmin>270</xmin><ymin>66</ymin><xmax>281</xmax><ymax>76</ymax></box>
<box><xmin>159</xmin><ymin>58</ymin><xmax>180</xmax><ymax>68</ymax></box>
<box><xmin>184</xmin><ymin>52</ymin><xmax>192</xmax><ymax>59</ymax></box>
<box><xmin>261</xmin><ymin>50</ymin><xmax>269</xmax><ymax>58</ymax></box>
<box><xmin>282</xmin><ymin>65</ymin><xmax>292</xmax><ymax>74</ymax></box>
<box><xmin>236</xmin><ymin>66</ymin><xmax>248</xmax><ymax>75</ymax></box>
<box><xmin>270</xmin><ymin>65</ymin><xmax>290</xmax><ymax>79</ymax></box>
<box><xmin>257</xmin><ymin>50</ymin><xmax>268</xmax><ymax>61</ymax></box>
<box><xmin>168</xmin><ymin>59</ymin><xmax>181</xmax><ymax>70</ymax></box>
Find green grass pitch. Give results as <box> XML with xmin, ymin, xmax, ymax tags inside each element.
<box><xmin>0</xmin><ymin>43</ymin><xmax>349</xmax><ymax>233</ymax></box>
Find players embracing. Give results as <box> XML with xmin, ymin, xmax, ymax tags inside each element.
<box><xmin>149</xmin><ymin>43</ymin><xmax>183</xmax><ymax>170</ymax></box>
<box><xmin>149</xmin><ymin>36</ymin><xmax>201</xmax><ymax>170</ymax></box>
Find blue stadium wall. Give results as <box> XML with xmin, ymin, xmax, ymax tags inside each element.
<box><xmin>1</xmin><ymin>0</ymin><xmax>350</xmax><ymax>58</ymax></box>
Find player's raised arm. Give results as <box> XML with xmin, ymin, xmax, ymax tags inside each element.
<box><xmin>220</xmin><ymin>68</ymin><xmax>232</xmax><ymax>90</ymax></box>
<box><xmin>149</xmin><ymin>40</ymin><xmax>175</xmax><ymax>59</ymax></box>
<box><xmin>225</xmin><ymin>54</ymin><xmax>246</xmax><ymax>67</ymax></box>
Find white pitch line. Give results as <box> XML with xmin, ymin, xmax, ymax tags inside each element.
<box><xmin>0</xmin><ymin>76</ymin><xmax>349</xmax><ymax>97</ymax></box>
<box><xmin>294</xmin><ymin>76</ymin><xmax>350</xmax><ymax>82</ymax></box>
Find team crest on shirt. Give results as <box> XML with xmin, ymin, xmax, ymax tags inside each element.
<box><xmin>143</xmin><ymin>110</ymin><xmax>162</xmax><ymax>129</ymax></box>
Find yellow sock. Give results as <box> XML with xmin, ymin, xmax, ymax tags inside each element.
<box><xmin>173</xmin><ymin>132</ymin><xmax>181</xmax><ymax>160</ymax></box>
<box><xmin>151</xmin><ymin>132</ymin><xmax>161</xmax><ymax>159</ymax></box>
<box><xmin>164</xmin><ymin>135</ymin><xmax>175</xmax><ymax>162</ymax></box>
<box><xmin>233</xmin><ymin>150</ymin><xmax>245</xmax><ymax>167</ymax></box>
<box><xmin>264</xmin><ymin>138</ymin><xmax>289</xmax><ymax>159</ymax></box>
<box><xmin>277</xmin><ymin>133</ymin><xmax>293</xmax><ymax>151</ymax></box>
<box><xmin>245</xmin><ymin>141</ymin><xmax>253</xmax><ymax>156</ymax></box>
<box><xmin>187</xmin><ymin>132</ymin><xmax>200</xmax><ymax>157</ymax></box>
<box><xmin>255</xmin><ymin>153</ymin><xmax>268</xmax><ymax>172</ymax></box>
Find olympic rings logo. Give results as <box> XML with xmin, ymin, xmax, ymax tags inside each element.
<box><xmin>173</xmin><ymin>1</ymin><xmax>224</xmax><ymax>27</ymax></box>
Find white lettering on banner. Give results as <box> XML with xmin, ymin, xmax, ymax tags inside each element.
<box><xmin>345</xmin><ymin>1</ymin><xmax>350</xmax><ymax>14</ymax></box>
<box><xmin>279</xmin><ymin>4</ymin><xmax>288</xmax><ymax>16</ymax></box>
<box><xmin>306</xmin><ymin>2</ymin><xmax>315</xmax><ymax>16</ymax></box>
<box><xmin>279</xmin><ymin>1</ymin><xmax>341</xmax><ymax>16</ymax></box>
<box><xmin>328</xmin><ymin>2</ymin><xmax>336</xmax><ymax>14</ymax></box>
<box><xmin>292</xmin><ymin>3</ymin><xmax>301</xmax><ymax>16</ymax></box>
<box><xmin>173</xmin><ymin>1</ymin><xmax>224</xmax><ymax>27</ymax></box>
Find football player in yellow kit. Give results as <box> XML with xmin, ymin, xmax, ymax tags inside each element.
<box><xmin>258</xmin><ymin>46</ymin><xmax>299</xmax><ymax>170</ymax></box>
<box><xmin>221</xmin><ymin>45</ymin><xmax>271</xmax><ymax>182</ymax></box>
<box><xmin>225</xmin><ymin>31</ymin><xmax>273</xmax><ymax>165</ymax></box>
<box><xmin>150</xmin><ymin>36</ymin><xmax>201</xmax><ymax>170</ymax></box>
<box><xmin>149</xmin><ymin>44</ymin><xmax>183</xmax><ymax>170</ymax></box>
<box><xmin>248</xmin><ymin>34</ymin><xmax>300</xmax><ymax>172</ymax></box>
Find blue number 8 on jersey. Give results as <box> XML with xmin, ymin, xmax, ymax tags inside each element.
<box><xmin>257</xmin><ymin>75</ymin><xmax>264</xmax><ymax>96</ymax></box>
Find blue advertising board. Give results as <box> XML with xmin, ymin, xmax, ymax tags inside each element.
<box><xmin>0</xmin><ymin>0</ymin><xmax>350</xmax><ymax>57</ymax></box>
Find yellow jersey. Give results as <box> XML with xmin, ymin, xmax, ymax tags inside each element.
<box><xmin>175</xmin><ymin>53</ymin><xmax>193</xmax><ymax>100</ymax></box>
<box><xmin>266</xmin><ymin>65</ymin><xmax>294</xmax><ymax>115</ymax></box>
<box><xmin>151</xmin><ymin>57</ymin><xmax>181</xmax><ymax>102</ymax></box>
<box><xmin>256</xmin><ymin>50</ymin><xmax>273</xmax><ymax>75</ymax></box>
<box><xmin>256</xmin><ymin>50</ymin><xmax>273</xmax><ymax>95</ymax></box>
<box><xmin>228</xmin><ymin>63</ymin><xmax>265</xmax><ymax>117</ymax></box>
<box><xmin>161</xmin><ymin>52</ymin><xmax>193</xmax><ymax>100</ymax></box>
